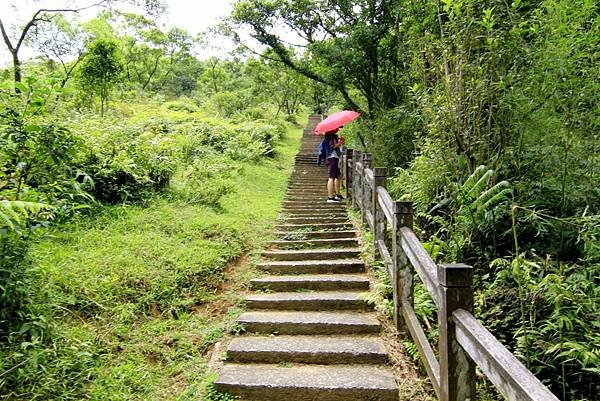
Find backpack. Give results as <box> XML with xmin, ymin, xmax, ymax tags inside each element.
<box><xmin>316</xmin><ymin>138</ymin><xmax>332</xmax><ymax>165</ymax></box>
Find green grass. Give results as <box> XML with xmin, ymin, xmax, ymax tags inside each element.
<box><xmin>13</xmin><ymin>122</ymin><xmax>303</xmax><ymax>400</ymax></box>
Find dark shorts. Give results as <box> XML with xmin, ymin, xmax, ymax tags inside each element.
<box><xmin>327</xmin><ymin>157</ymin><xmax>340</xmax><ymax>179</ymax></box>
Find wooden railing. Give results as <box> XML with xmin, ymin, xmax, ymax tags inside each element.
<box><xmin>342</xmin><ymin>149</ymin><xmax>559</xmax><ymax>401</ymax></box>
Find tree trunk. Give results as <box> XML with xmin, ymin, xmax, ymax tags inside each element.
<box><xmin>12</xmin><ymin>52</ymin><xmax>21</xmax><ymax>83</ymax></box>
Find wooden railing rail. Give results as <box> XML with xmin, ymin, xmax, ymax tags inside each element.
<box><xmin>341</xmin><ymin>149</ymin><xmax>559</xmax><ymax>401</ymax></box>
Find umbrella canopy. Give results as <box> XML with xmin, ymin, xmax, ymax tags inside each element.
<box><xmin>314</xmin><ymin>110</ymin><xmax>361</xmax><ymax>134</ymax></box>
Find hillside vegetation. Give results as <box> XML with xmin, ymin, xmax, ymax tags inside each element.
<box><xmin>1</xmin><ymin>0</ymin><xmax>598</xmax><ymax>400</ymax></box>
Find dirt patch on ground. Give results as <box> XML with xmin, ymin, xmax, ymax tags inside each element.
<box><xmin>380</xmin><ymin>319</ymin><xmax>437</xmax><ymax>400</ymax></box>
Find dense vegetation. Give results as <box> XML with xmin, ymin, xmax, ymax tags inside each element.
<box><xmin>0</xmin><ymin>3</ymin><xmax>308</xmax><ymax>399</ymax></box>
<box><xmin>1</xmin><ymin>0</ymin><xmax>597</xmax><ymax>399</ymax></box>
<box><xmin>230</xmin><ymin>0</ymin><xmax>599</xmax><ymax>399</ymax></box>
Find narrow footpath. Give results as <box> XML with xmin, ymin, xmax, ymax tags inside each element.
<box><xmin>214</xmin><ymin>116</ymin><xmax>399</xmax><ymax>401</ymax></box>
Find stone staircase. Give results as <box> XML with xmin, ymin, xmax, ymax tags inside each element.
<box><xmin>214</xmin><ymin>116</ymin><xmax>399</xmax><ymax>401</ymax></box>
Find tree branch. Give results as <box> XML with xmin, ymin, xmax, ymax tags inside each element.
<box><xmin>0</xmin><ymin>18</ymin><xmax>15</xmax><ymax>53</ymax></box>
<box><xmin>15</xmin><ymin>1</ymin><xmax>110</xmax><ymax>53</ymax></box>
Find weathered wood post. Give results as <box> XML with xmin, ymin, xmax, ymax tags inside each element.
<box><xmin>352</xmin><ymin>150</ymin><xmax>361</xmax><ymax>210</ymax></box>
<box><xmin>392</xmin><ymin>201</ymin><xmax>413</xmax><ymax>333</ymax></box>
<box><xmin>344</xmin><ymin>148</ymin><xmax>354</xmax><ymax>200</ymax></box>
<box><xmin>438</xmin><ymin>263</ymin><xmax>476</xmax><ymax>401</ymax></box>
<box><xmin>372</xmin><ymin>167</ymin><xmax>387</xmax><ymax>258</ymax></box>
<box><xmin>361</xmin><ymin>153</ymin><xmax>372</xmax><ymax>225</ymax></box>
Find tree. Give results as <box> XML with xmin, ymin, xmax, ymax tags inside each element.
<box><xmin>0</xmin><ymin>0</ymin><xmax>165</xmax><ymax>86</ymax></box>
<box><xmin>77</xmin><ymin>38</ymin><xmax>123</xmax><ymax>116</ymax></box>
<box><xmin>229</xmin><ymin>0</ymin><xmax>405</xmax><ymax>116</ymax></box>
<box><xmin>245</xmin><ymin>54</ymin><xmax>308</xmax><ymax>117</ymax></box>
<box><xmin>0</xmin><ymin>1</ymin><xmax>108</xmax><ymax>85</ymax></box>
<box><xmin>28</xmin><ymin>15</ymin><xmax>89</xmax><ymax>88</ymax></box>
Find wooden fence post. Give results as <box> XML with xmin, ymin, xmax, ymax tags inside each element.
<box><xmin>392</xmin><ymin>201</ymin><xmax>413</xmax><ymax>333</ymax></box>
<box><xmin>438</xmin><ymin>263</ymin><xmax>476</xmax><ymax>401</ymax></box>
<box><xmin>372</xmin><ymin>167</ymin><xmax>387</xmax><ymax>258</ymax></box>
<box><xmin>344</xmin><ymin>148</ymin><xmax>353</xmax><ymax>199</ymax></box>
<box><xmin>352</xmin><ymin>150</ymin><xmax>361</xmax><ymax>210</ymax></box>
<box><xmin>362</xmin><ymin>153</ymin><xmax>372</xmax><ymax>225</ymax></box>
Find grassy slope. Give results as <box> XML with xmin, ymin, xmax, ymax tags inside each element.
<box><xmin>27</xmin><ymin>123</ymin><xmax>302</xmax><ymax>400</ymax></box>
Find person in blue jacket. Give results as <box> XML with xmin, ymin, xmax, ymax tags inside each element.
<box><xmin>318</xmin><ymin>128</ymin><xmax>345</xmax><ymax>202</ymax></box>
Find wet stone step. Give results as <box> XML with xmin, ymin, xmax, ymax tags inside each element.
<box><xmin>281</xmin><ymin>216</ymin><xmax>349</xmax><ymax>224</ymax></box>
<box><xmin>250</xmin><ymin>274</ymin><xmax>369</xmax><ymax>291</ymax></box>
<box><xmin>281</xmin><ymin>208</ymin><xmax>348</xmax><ymax>217</ymax></box>
<box><xmin>245</xmin><ymin>291</ymin><xmax>370</xmax><ymax>311</ymax></box>
<box><xmin>262</xmin><ymin>248</ymin><xmax>361</xmax><ymax>261</ymax></box>
<box><xmin>237</xmin><ymin>310</ymin><xmax>381</xmax><ymax>335</ymax></box>
<box><xmin>282</xmin><ymin>202</ymin><xmax>346</xmax><ymax>209</ymax></box>
<box><xmin>256</xmin><ymin>259</ymin><xmax>365</xmax><ymax>274</ymax></box>
<box><xmin>273</xmin><ymin>230</ymin><xmax>357</xmax><ymax>240</ymax></box>
<box><xmin>226</xmin><ymin>335</ymin><xmax>387</xmax><ymax>364</ymax></box>
<box><xmin>214</xmin><ymin>364</ymin><xmax>398</xmax><ymax>401</ymax></box>
<box><xmin>275</xmin><ymin>222</ymin><xmax>353</xmax><ymax>231</ymax></box>
<box><xmin>268</xmin><ymin>238</ymin><xmax>358</xmax><ymax>249</ymax></box>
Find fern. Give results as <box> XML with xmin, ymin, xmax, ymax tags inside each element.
<box><xmin>0</xmin><ymin>200</ymin><xmax>52</xmax><ymax>233</ymax></box>
<box><xmin>473</xmin><ymin>181</ymin><xmax>512</xmax><ymax>216</ymax></box>
<box><xmin>464</xmin><ymin>168</ymin><xmax>494</xmax><ymax>200</ymax></box>
<box><xmin>402</xmin><ymin>340</ymin><xmax>420</xmax><ymax>363</ymax></box>
<box><xmin>461</xmin><ymin>165</ymin><xmax>488</xmax><ymax>191</ymax></box>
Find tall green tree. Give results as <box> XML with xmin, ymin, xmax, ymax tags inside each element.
<box><xmin>28</xmin><ymin>15</ymin><xmax>89</xmax><ymax>88</ymax></box>
<box><xmin>77</xmin><ymin>38</ymin><xmax>123</xmax><ymax>116</ymax></box>
<box><xmin>229</xmin><ymin>0</ymin><xmax>404</xmax><ymax>115</ymax></box>
<box><xmin>0</xmin><ymin>2</ymin><xmax>108</xmax><ymax>85</ymax></box>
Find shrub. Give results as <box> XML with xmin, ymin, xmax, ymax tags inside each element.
<box><xmin>163</xmin><ymin>99</ymin><xmax>198</xmax><ymax>113</ymax></box>
<box><xmin>177</xmin><ymin>153</ymin><xmax>239</xmax><ymax>206</ymax></box>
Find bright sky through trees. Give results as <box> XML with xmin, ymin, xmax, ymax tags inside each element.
<box><xmin>0</xmin><ymin>0</ymin><xmax>234</xmax><ymax>66</ymax></box>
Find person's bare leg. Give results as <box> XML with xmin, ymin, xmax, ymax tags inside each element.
<box><xmin>328</xmin><ymin>178</ymin><xmax>335</xmax><ymax>197</ymax></box>
<box><xmin>334</xmin><ymin>178</ymin><xmax>341</xmax><ymax>196</ymax></box>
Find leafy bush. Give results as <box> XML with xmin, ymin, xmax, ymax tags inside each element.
<box><xmin>478</xmin><ymin>255</ymin><xmax>599</xmax><ymax>399</ymax></box>
<box><xmin>207</xmin><ymin>91</ymin><xmax>249</xmax><ymax>117</ymax></box>
<box><xmin>163</xmin><ymin>99</ymin><xmax>198</xmax><ymax>113</ymax></box>
<box><xmin>177</xmin><ymin>153</ymin><xmax>239</xmax><ymax>206</ymax></box>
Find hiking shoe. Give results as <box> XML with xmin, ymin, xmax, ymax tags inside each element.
<box><xmin>334</xmin><ymin>194</ymin><xmax>345</xmax><ymax>201</ymax></box>
<box><xmin>327</xmin><ymin>197</ymin><xmax>341</xmax><ymax>203</ymax></box>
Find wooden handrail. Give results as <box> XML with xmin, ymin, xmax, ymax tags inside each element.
<box><xmin>453</xmin><ymin>309</ymin><xmax>559</xmax><ymax>401</ymax></box>
<box><xmin>399</xmin><ymin>226</ymin><xmax>439</xmax><ymax>306</ymax></box>
<box><xmin>341</xmin><ymin>148</ymin><xmax>560</xmax><ymax>401</ymax></box>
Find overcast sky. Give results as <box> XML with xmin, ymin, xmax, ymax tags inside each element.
<box><xmin>0</xmin><ymin>0</ymin><xmax>235</xmax><ymax>66</ymax></box>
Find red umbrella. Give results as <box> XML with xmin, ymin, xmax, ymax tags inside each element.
<box><xmin>314</xmin><ymin>110</ymin><xmax>361</xmax><ymax>135</ymax></box>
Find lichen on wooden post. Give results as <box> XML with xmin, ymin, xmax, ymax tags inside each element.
<box><xmin>372</xmin><ymin>167</ymin><xmax>387</xmax><ymax>258</ymax></box>
<box><xmin>438</xmin><ymin>263</ymin><xmax>476</xmax><ymax>401</ymax></box>
<box><xmin>352</xmin><ymin>150</ymin><xmax>361</xmax><ymax>211</ymax></box>
<box><xmin>361</xmin><ymin>153</ymin><xmax>372</xmax><ymax>225</ymax></box>
<box><xmin>392</xmin><ymin>201</ymin><xmax>413</xmax><ymax>333</ymax></box>
<box><xmin>344</xmin><ymin>148</ymin><xmax>354</xmax><ymax>200</ymax></box>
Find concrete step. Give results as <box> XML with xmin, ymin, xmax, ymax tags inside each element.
<box><xmin>286</xmin><ymin>191</ymin><xmax>329</xmax><ymax>196</ymax></box>
<box><xmin>238</xmin><ymin>311</ymin><xmax>380</xmax><ymax>334</ymax></box>
<box><xmin>214</xmin><ymin>364</ymin><xmax>398</xmax><ymax>401</ymax></box>
<box><xmin>226</xmin><ymin>335</ymin><xmax>387</xmax><ymax>364</ymax></box>
<box><xmin>250</xmin><ymin>274</ymin><xmax>369</xmax><ymax>291</ymax></box>
<box><xmin>282</xmin><ymin>202</ymin><xmax>346</xmax><ymax>209</ymax></box>
<box><xmin>274</xmin><ymin>230</ymin><xmax>357</xmax><ymax>240</ymax></box>
<box><xmin>283</xmin><ymin>208</ymin><xmax>346</xmax><ymax>215</ymax></box>
<box><xmin>275</xmin><ymin>222</ymin><xmax>353</xmax><ymax>231</ymax></box>
<box><xmin>281</xmin><ymin>216</ymin><xmax>349</xmax><ymax>225</ymax></box>
<box><xmin>268</xmin><ymin>238</ymin><xmax>358</xmax><ymax>249</ymax></box>
<box><xmin>280</xmin><ymin>210</ymin><xmax>347</xmax><ymax>217</ymax></box>
<box><xmin>285</xmin><ymin>191</ymin><xmax>336</xmax><ymax>196</ymax></box>
<box><xmin>283</xmin><ymin>198</ymin><xmax>347</xmax><ymax>208</ymax></box>
<box><xmin>245</xmin><ymin>291</ymin><xmax>369</xmax><ymax>311</ymax></box>
<box><xmin>262</xmin><ymin>248</ymin><xmax>361</xmax><ymax>261</ymax></box>
<box><xmin>287</xmin><ymin>182</ymin><xmax>327</xmax><ymax>186</ymax></box>
<box><xmin>257</xmin><ymin>258</ymin><xmax>364</xmax><ymax>274</ymax></box>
